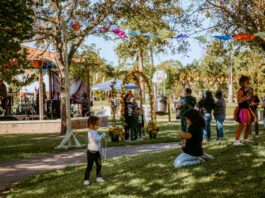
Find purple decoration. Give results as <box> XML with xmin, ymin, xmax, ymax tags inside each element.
<box><xmin>174</xmin><ymin>33</ymin><xmax>189</xmax><ymax>39</ymax></box>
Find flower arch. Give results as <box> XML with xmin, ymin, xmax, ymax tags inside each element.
<box><xmin>109</xmin><ymin>69</ymin><xmax>158</xmax><ymax>140</ymax></box>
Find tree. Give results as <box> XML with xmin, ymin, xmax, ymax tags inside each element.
<box><xmin>25</xmin><ymin>0</ymin><xmax>131</xmax><ymax>134</ymax></box>
<box><xmin>199</xmin><ymin>40</ymin><xmax>230</xmax><ymax>91</ymax></box>
<box><xmin>0</xmin><ymin>0</ymin><xmax>34</xmax><ymax>83</ymax></box>
<box><xmin>199</xmin><ymin>0</ymin><xmax>265</xmax><ymax>51</ymax></box>
<box><xmin>115</xmin><ymin>0</ymin><xmax>192</xmax><ymax>102</ymax></box>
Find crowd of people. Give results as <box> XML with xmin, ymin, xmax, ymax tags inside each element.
<box><xmin>83</xmin><ymin>75</ymin><xmax>264</xmax><ymax>185</ymax></box>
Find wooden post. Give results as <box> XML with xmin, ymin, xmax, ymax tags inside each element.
<box><xmin>86</xmin><ymin>69</ymin><xmax>90</xmax><ymax>111</ymax></box>
<box><xmin>168</xmin><ymin>99</ymin><xmax>171</xmax><ymax>122</ymax></box>
<box><xmin>38</xmin><ymin>62</ymin><xmax>44</xmax><ymax>120</ymax></box>
<box><xmin>48</xmin><ymin>68</ymin><xmax>53</xmax><ymax>119</ymax></box>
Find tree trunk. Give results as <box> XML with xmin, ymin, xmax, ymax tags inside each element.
<box><xmin>60</xmin><ymin>66</ymin><xmax>67</xmax><ymax>135</ymax></box>
<box><xmin>139</xmin><ymin>48</ymin><xmax>145</xmax><ymax>103</ymax></box>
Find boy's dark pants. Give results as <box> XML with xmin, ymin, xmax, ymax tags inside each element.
<box><xmin>138</xmin><ymin>125</ymin><xmax>143</xmax><ymax>138</ymax></box>
<box><xmin>130</xmin><ymin>128</ymin><xmax>138</xmax><ymax>140</ymax></box>
<box><xmin>84</xmin><ymin>150</ymin><xmax>102</xmax><ymax>180</ymax></box>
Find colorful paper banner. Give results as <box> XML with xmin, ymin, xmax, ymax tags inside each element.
<box><xmin>193</xmin><ymin>35</ymin><xmax>207</xmax><ymax>43</ymax></box>
<box><xmin>233</xmin><ymin>34</ymin><xmax>256</xmax><ymax>40</ymax></box>
<box><xmin>142</xmin><ymin>32</ymin><xmax>156</xmax><ymax>37</ymax></box>
<box><xmin>112</xmin><ymin>29</ymin><xmax>126</xmax><ymax>38</ymax></box>
<box><xmin>128</xmin><ymin>30</ymin><xmax>141</xmax><ymax>36</ymax></box>
<box><xmin>213</xmin><ymin>36</ymin><xmax>233</xmax><ymax>41</ymax></box>
<box><xmin>174</xmin><ymin>33</ymin><xmax>189</xmax><ymax>39</ymax></box>
<box><xmin>254</xmin><ymin>32</ymin><xmax>265</xmax><ymax>37</ymax></box>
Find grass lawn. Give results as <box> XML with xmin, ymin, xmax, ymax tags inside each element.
<box><xmin>7</xmin><ymin>129</ymin><xmax>265</xmax><ymax>198</ymax></box>
<box><xmin>0</xmin><ymin>122</ymin><xmax>180</xmax><ymax>161</ymax></box>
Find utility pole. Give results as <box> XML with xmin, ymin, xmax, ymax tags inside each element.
<box><xmin>56</xmin><ymin>22</ymin><xmax>82</xmax><ymax>149</ymax></box>
<box><xmin>228</xmin><ymin>52</ymin><xmax>233</xmax><ymax>104</ymax></box>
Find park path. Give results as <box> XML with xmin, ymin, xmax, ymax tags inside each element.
<box><xmin>0</xmin><ymin>142</ymin><xmax>180</xmax><ymax>194</ymax></box>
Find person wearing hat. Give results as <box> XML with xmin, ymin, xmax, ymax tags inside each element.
<box><xmin>213</xmin><ymin>90</ymin><xmax>226</xmax><ymax>140</ymax></box>
<box><xmin>250</xmin><ymin>88</ymin><xmax>260</xmax><ymax>135</ymax></box>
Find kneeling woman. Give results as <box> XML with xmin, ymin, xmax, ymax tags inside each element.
<box><xmin>174</xmin><ymin>108</ymin><xmax>212</xmax><ymax>168</ymax></box>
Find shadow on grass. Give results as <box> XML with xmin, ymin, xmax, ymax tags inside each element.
<box><xmin>8</xmin><ymin>133</ymin><xmax>265</xmax><ymax>198</ymax></box>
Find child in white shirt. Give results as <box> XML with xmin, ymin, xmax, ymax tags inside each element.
<box><xmin>84</xmin><ymin>116</ymin><xmax>105</xmax><ymax>185</ymax></box>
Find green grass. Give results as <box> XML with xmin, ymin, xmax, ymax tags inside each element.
<box><xmin>0</xmin><ymin>122</ymin><xmax>180</xmax><ymax>161</ymax></box>
<box><xmin>7</xmin><ymin>128</ymin><xmax>265</xmax><ymax>198</ymax></box>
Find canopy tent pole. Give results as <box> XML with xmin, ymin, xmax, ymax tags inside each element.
<box><xmin>38</xmin><ymin>61</ymin><xmax>44</xmax><ymax>120</ymax></box>
<box><xmin>48</xmin><ymin>68</ymin><xmax>53</xmax><ymax>119</ymax></box>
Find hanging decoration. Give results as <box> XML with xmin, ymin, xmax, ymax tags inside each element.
<box><xmin>128</xmin><ymin>30</ymin><xmax>141</xmax><ymax>36</ymax></box>
<box><xmin>69</xmin><ymin>21</ymin><xmax>81</xmax><ymax>31</ymax></box>
<box><xmin>174</xmin><ymin>33</ymin><xmax>189</xmax><ymax>39</ymax></box>
<box><xmin>193</xmin><ymin>35</ymin><xmax>207</xmax><ymax>43</ymax></box>
<box><xmin>112</xmin><ymin>29</ymin><xmax>126</xmax><ymax>38</ymax></box>
<box><xmin>160</xmin><ymin>31</ymin><xmax>176</xmax><ymax>39</ymax></box>
<box><xmin>142</xmin><ymin>32</ymin><xmax>156</xmax><ymax>37</ymax></box>
<box><xmin>98</xmin><ymin>27</ymin><xmax>109</xmax><ymax>31</ymax></box>
<box><xmin>213</xmin><ymin>36</ymin><xmax>233</xmax><ymax>41</ymax></box>
<box><xmin>254</xmin><ymin>32</ymin><xmax>265</xmax><ymax>37</ymax></box>
<box><xmin>233</xmin><ymin>34</ymin><xmax>256</xmax><ymax>40</ymax></box>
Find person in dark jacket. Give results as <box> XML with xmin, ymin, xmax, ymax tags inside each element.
<box><xmin>197</xmin><ymin>90</ymin><xmax>215</xmax><ymax>141</ymax></box>
<box><xmin>178</xmin><ymin>88</ymin><xmax>196</xmax><ymax>132</ymax></box>
<box><xmin>214</xmin><ymin>91</ymin><xmax>226</xmax><ymax>140</ymax></box>
<box><xmin>124</xmin><ymin>94</ymin><xmax>133</xmax><ymax>141</ymax></box>
<box><xmin>250</xmin><ymin>89</ymin><xmax>260</xmax><ymax>135</ymax></box>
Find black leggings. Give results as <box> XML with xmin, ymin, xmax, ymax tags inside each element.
<box><xmin>84</xmin><ymin>150</ymin><xmax>102</xmax><ymax>180</ymax></box>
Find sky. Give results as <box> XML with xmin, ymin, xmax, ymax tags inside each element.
<box><xmin>84</xmin><ymin>35</ymin><xmax>206</xmax><ymax>67</ymax></box>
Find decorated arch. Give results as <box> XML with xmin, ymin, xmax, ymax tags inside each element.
<box><xmin>108</xmin><ymin>69</ymin><xmax>159</xmax><ymax>141</ymax></box>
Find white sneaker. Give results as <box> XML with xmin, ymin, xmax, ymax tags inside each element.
<box><xmin>84</xmin><ymin>180</ymin><xmax>90</xmax><ymax>185</ymax></box>
<box><xmin>234</xmin><ymin>140</ymin><xmax>243</xmax><ymax>146</ymax></box>
<box><xmin>96</xmin><ymin>177</ymin><xmax>105</xmax><ymax>183</ymax></box>
<box><xmin>243</xmin><ymin>139</ymin><xmax>253</xmax><ymax>143</ymax></box>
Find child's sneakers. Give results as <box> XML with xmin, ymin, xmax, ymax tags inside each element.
<box><xmin>233</xmin><ymin>140</ymin><xmax>243</xmax><ymax>146</ymax></box>
<box><xmin>84</xmin><ymin>180</ymin><xmax>90</xmax><ymax>185</ymax></box>
<box><xmin>96</xmin><ymin>177</ymin><xmax>105</xmax><ymax>183</ymax></box>
<box><xmin>243</xmin><ymin>139</ymin><xmax>253</xmax><ymax>143</ymax></box>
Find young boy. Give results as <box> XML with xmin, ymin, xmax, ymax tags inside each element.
<box><xmin>84</xmin><ymin>116</ymin><xmax>105</xmax><ymax>185</ymax></box>
<box><xmin>138</xmin><ymin>107</ymin><xmax>145</xmax><ymax>140</ymax></box>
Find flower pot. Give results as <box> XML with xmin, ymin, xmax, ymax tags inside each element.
<box><xmin>149</xmin><ymin>132</ymin><xmax>157</xmax><ymax>139</ymax></box>
<box><xmin>111</xmin><ymin>135</ymin><xmax>119</xmax><ymax>142</ymax></box>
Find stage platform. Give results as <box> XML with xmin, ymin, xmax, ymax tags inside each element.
<box><xmin>0</xmin><ymin>115</ymin><xmax>108</xmax><ymax>134</ymax></box>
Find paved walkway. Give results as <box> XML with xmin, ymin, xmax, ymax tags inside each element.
<box><xmin>0</xmin><ymin>142</ymin><xmax>180</xmax><ymax>193</ymax></box>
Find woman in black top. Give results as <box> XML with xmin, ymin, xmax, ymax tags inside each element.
<box><xmin>174</xmin><ymin>109</ymin><xmax>213</xmax><ymax>168</ymax></box>
<box><xmin>197</xmin><ymin>91</ymin><xmax>216</xmax><ymax>141</ymax></box>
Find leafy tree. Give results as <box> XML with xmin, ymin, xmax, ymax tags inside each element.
<box><xmin>199</xmin><ymin>0</ymin><xmax>265</xmax><ymax>51</ymax></box>
<box><xmin>115</xmin><ymin>0</ymin><xmax>194</xmax><ymax>102</ymax></box>
<box><xmin>25</xmin><ymin>0</ymin><xmax>131</xmax><ymax>134</ymax></box>
<box><xmin>0</xmin><ymin>0</ymin><xmax>34</xmax><ymax>83</ymax></box>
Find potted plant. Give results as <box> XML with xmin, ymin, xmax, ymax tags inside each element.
<box><xmin>108</xmin><ymin>124</ymin><xmax>122</xmax><ymax>142</ymax></box>
<box><xmin>145</xmin><ymin>121</ymin><xmax>159</xmax><ymax>139</ymax></box>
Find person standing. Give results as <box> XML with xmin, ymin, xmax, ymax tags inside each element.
<box><xmin>250</xmin><ymin>89</ymin><xmax>260</xmax><ymax>136</ymax></box>
<box><xmin>0</xmin><ymin>80</ymin><xmax>7</xmax><ymax>116</ymax></box>
<box><xmin>124</xmin><ymin>94</ymin><xmax>133</xmax><ymax>141</ymax></box>
<box><xmin>178</xmin><ymin>88</ymin><xmax>196</xmax><ymax>132</ymax></box>
<box><xmin>213</xmin><ymin>91</ymin><xmax>226</xmax><ymax>140</ymax></box>
<box><xmin>233</xmin><ymin>76</ymin><xmax>255</xmax><ymax>145</ymax></box>
<box><xmin>197</xmin><ymin>90</ymin><xmax>216</xmax><ymax>142</ymax></box>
